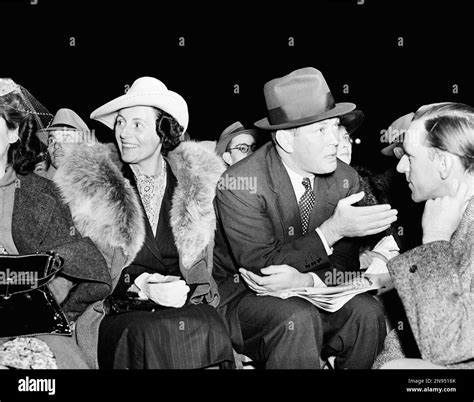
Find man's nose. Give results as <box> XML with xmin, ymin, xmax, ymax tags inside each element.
<box><xmin>328</xmin><ymin>127</ymin><xmax>339</xmax><ymax>145</ymax></box>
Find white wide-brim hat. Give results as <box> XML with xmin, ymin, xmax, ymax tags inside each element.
<box><xmin>90</xmin><ymin>76</ymin><xmax>189</xmax><ymax>133</ymax></box>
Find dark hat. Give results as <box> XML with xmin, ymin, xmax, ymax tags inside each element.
<box><xmin>216</xmin><ymin>121</ymin><xmax>259</xmax><ymax>157</ymax></box>
<box><xmin>380</xmin><ymin>112</ymin><xmax>415</xmax><ymax>156</ymax></box>
<box><xmin>254</xmin><ymin>67</ymin><xmax>356</xmax><ymax>130</ymax></box>
<box><xmin>339</xmin><ymin>109</ymin><xmax>365</xmax><ymax>135</ymax></box>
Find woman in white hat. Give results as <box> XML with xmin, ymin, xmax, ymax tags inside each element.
<box><xmin>89</xmin><ymin>77</ymin><xmax>234</xmax><ymax>369</ymax></box>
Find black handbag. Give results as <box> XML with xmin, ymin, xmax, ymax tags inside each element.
<box><xmin>104</xmin><ymin>295</ymin><xmax>171</xmax><ymax>314</ymax></box>
<box><xmin>0</xmin><ymin>252</ymin><xmax>72</xmax><ymax>337</ymax></box>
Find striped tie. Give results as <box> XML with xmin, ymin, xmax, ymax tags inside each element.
<box><xmin>299</xmin><ymin>177</ymin><xmax>316</xmax><ymax>235</ymax></box>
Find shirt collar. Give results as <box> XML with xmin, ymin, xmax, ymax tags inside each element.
<box><xmin>281</xmin><ymin>160</ymin><xmax>314</xmax><ymax>189</ymax></box>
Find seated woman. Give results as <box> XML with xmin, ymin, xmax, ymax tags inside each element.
<box><xmin>89</xmin><ymin>77</ymin><xmax>234</xmax><ymax>369</ymax></box>
<box><xmin>0</xmin><ymin>78</ymin><xmax>112</xmax><ymax>369</ymax></box>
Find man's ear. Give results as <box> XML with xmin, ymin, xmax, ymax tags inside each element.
<box><xmin>7</xmin><ymin>127</ymin><xmax>19</xmax><ymax>144</ymax></box>
<box><xmin>437</xmin><ymin>150</ymin><xmax>454</xmax><ymax>180</ymax></box>
<box><xmin>222</xmin><ymin>152</ymin><xmax>232</xmax><ymax>166</ymax></box>
<box><xmin>275</xmin><ymin>129</ymin><xmax>295</xmax><ymax>154</ymax></box>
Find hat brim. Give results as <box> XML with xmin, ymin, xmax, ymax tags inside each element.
<box><xmin>380</xmin><ymin>127</ymin><xmax>408</xmax><ymax>156</ymax></box>
<box><xmin>254</xmin><ymin>102</ymin><xmax>356</xmax><ymax>130</ymax></box>
<box><xmin>90</xmin><ymin>92</ymin><xmax>188</xmax><ymax>133</ymax></box>
<box><xmin>36</xmin><ymin>126</ymin><xmax>90</xmax><ymax>145</ymax></box>
<box><xmin>381</xmin><ymin>142</ymin><xmax>402</xmax><ymax>156</ymax></box>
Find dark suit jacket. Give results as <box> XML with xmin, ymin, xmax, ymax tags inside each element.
<box><xmin>213</xmin><ymin>141</ymin><xmax>361</xmax><ymax>309</ymax></box>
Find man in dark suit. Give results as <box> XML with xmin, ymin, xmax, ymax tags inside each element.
<box><xmin>213</xmin><ymin>67</ymin><xmax>399</xmax><ymax>369</ymax></box>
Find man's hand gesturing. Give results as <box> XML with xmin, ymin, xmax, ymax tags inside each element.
<box><xmin>319</xmin><ymin>191</ymin><xmax>398</xmax><ymax>246</ymax></box>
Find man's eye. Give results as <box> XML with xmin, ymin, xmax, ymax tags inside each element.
<box><xmin>134</xmin><ymin>122</ymin><xmax>142</xmax><ymax>128</ymax></box>
<box><xmin>116</xmin><ymin>119</ymin><xmax>124</xmax><ymax>126</ymax></box>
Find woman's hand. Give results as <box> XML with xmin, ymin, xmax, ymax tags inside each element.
<box><xmin>134</xmin><ymin>273</ymin><xmax>190</xmax><ymax>308</ymax></box>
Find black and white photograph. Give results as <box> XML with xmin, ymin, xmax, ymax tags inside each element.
<box><xmin>0</xmin><ymin>0</ymin><xmax>472</xmax><ymax>400</ymax></box>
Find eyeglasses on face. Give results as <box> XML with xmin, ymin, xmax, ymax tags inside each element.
<box><xmin>227</xmin><ymin>143</ymin><xmax>257</xmax><ymax>154</ymax></box>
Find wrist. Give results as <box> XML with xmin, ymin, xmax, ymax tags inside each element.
<box><xmin>319</xmin><ymin>219</ymin><xmax>342</xmax><ymax>247</ymax></box>
<box><xmin>302</xmin><ymin>273</ymin><xmax>314</xmax><ymax>287</ymax></box>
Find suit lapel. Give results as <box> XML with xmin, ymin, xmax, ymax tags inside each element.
<box><xmin>267</xmin><ymin>146</ymin><xmax>303</xmax><ymax>237</ymax></box>
<box><xmin>308</xmin><ymin>173</ymin><xmax>337</xmax><ymax>231</ymax></box>
<box><xmin>154</xmin><ymin>164</ymin><xmax>177</xmax><ymax>242</ymax></box>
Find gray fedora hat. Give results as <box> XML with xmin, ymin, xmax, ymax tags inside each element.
<box><xmin>254</xmin><ymin>67</ymin><xmax>355</xmax><ymax>130</ymax></box>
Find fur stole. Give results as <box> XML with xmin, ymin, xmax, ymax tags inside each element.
<box><xmin>53</xmin><ymin>143</ymin><xmax>145</xmax><ymax>261</ymax></box>
<box><xmin>166</xmin><ymin>141</ymin><xmax>226</xmax><ymax>269</ymax></box>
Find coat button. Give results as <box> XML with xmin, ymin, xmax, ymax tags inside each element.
<box><xmin>316</xmin><ymin>258</ymin><xmax>322</xmax><ymax>263</ymax></box>
<box><xmin>409</xmin><ymin>264</ymin><xmax>418</xmax><ymax>273</ymax></box>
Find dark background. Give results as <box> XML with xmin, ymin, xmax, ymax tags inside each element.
<box><xmin>2</xmin><ymin>0</ymin><xmax>472</xmax><ymax>173</ymax></box>
<box><xmin>1</xmin><ymin>1</ymin><xmax>473</xmax><ymax>395</ymax></box>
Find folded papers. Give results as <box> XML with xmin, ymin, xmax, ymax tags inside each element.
<box><xmin>257</xmin><ymin>279</ymin><xmax>381</xmax><ymax>313</ymax></box>
<box><xmin>250</xmin><ymin>235</ymin><xmax>399</xmax><ymax>312</ymax></box>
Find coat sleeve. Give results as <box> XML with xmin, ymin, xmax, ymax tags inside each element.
<box><xmin>215</xmin><ymin>186</ymin><xmax>330</xmax><ymax>274</ymax></box>
<box><xmin>41</xmin><ymin>195</ymin><xmax>112</xmax><ymax>321</ymax></box>
<box><xmin>388</xmin><ymin>241</ymin><xmax>474</xmax><ymax>366</ymax></box>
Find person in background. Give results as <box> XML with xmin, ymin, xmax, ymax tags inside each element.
<box><xmin>36</xmin><ymin>108</ymin><xmax>95</xmax><ymax>179</ymax></box>
<box><xmin>337</xmin><ymin>110</ymin><xmax>400</xmax><ymax>273</ymax></box>
<box><xmin>216</xmin><ymin>121</ymin><xmax>259</xmax><ymax>166</ymax></box>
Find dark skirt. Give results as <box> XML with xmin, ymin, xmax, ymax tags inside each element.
<box><xmin>98</xmin><ymin>303</ymin><xmax>234</xmax><ymax>369</ymax></box>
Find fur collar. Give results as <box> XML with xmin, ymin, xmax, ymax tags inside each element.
<box><xmin>53</xmin><ymin>143</ymin><xmax>145</xmax><ymax>261</ymax></box>
<box><xmin>166</xmin><ymin>141</ymin><xmax>226</xmax><ymax>269</ymax></box>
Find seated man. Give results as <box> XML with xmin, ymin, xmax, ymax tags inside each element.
<box><xmin>90</xmin><ymin>77</ymin><xmax>234</xmax><ymax>369</ymax></box>
<box><xmin>374</xmin><ymin>102</ymin><xmax>474</xmax><ymax>369</ymax></box>
<box><xmin>213</xmin><ymin>67</ymin><xmax>398</xmax><ymax>369</ymax></box>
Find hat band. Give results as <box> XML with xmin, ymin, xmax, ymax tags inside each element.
<box><xmin>267</xmin><ymin>91</ymin><xmax>336</xmax><ymax>125</ymax></box>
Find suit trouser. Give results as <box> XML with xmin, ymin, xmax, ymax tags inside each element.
<box><xmin>229</xmin><ymin>291</ymin><xmax>386</xmax><ymax>369</ymax></box>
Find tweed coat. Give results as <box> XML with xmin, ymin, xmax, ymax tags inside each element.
<box><xmin>374</xmin><ymin>198</ymin><xmax>473</xmax><ymax>368</ymax></box>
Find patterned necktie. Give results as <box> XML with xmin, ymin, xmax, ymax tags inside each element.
<box><xmin>299</xmin><ymin>177</ymin><xmax>316</xmax><ymax>235</ymax></box>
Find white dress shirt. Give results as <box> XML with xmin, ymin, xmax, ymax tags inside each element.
<box><xmin>281</xmin><ymin>161</ymin><xmax>332</xmax><ymax>287</ymax></box>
